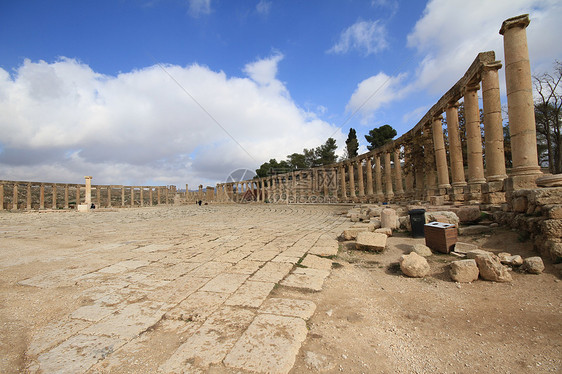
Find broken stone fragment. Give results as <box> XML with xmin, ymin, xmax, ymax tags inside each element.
<box><xmin>399</xmin><ymin>252</ymin><xmax>430</xmax><ymax>278</ymax></box>
<box><xmin>454</xmin><ymin>242</ymin><xmax>479</xmax><ymax>254</ymax></box>
<box><xmin>465</xmin><ymin>249</ymin><xmax>493</xmax><ymax>259</ymax></box>
<box><xmin>374</xmin><ymin>227</ymin><xmax>392</xmax><ymax>237</ymax></box>
<box><xmin>450</xmin><ymin>259</ymin><xmax>479</xmax><ymax>283</ymax></box>
<box><xmin>522</xmin><ymin>256</ymin><xmax>545</xmax><ymax>274</ymax></box>
<box><xmin>474</xmin><ymin>253</ymin><xmax>512</xmax><ymax>282</ymax></box>
<box><xmin>410</xmin><ymin>243</ymin><xmax>432</xmax><ymax>257</ymax></box>
<box><xmin>498</xmin><ymin>252</ymin><xmax>523</xmax><ymax>266</ymax></box>
<box><xmin>381</xmin><ymin>208</ymin><xmax>398</xmax><ymax>229</ymax></box>
<box><xmin>355</xmin><ymin>232</ymin><xmax>387</xmax><ymax>252</ymax></box>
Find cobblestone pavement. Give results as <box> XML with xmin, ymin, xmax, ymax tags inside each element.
<box><xmin>0</xmin><ymin>204</ymin><xmax>351</xmax><ymax>373</ymax></box>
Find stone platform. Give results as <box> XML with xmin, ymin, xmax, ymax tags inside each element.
<box><xmin>0</xmin><ymin>204</ymin><xmax>349</xmax><ymax>373</ymax></box>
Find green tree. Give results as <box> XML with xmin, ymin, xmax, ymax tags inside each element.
<box><xmin>255</xmin><ymin>158</ymin><xmax>291</xmax><ymax>178</ymax></box>
<box><xmin>365</xmin><ymin>125</ymin><xmax>397</xmax><ymax>151</ymax></box>
<box><xmin>286</xmin><ymin>152</ymin><xmax>308</xmax><ymax>169</ymax></box>
<box><xmin>345</xmin><ymin>128</ymin><xmax>359</xmax><ymax>159</ymax></box>
<box><xmin>316</xmin><ymin>137</ymin><xmax>338</xmax><ymax>165</ymax></box>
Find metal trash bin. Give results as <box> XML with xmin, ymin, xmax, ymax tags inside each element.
<box><xmin>409</xmin><ymin>209</ymin><xmax>426</xmax><ymax>238</ymax></box>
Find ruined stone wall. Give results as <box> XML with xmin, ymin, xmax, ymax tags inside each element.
<box><xmin>0</xmin><ymin>180</ymin><xmax>174</xmax><ymax>211</ymax></box>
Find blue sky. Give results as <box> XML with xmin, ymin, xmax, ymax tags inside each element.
<box><xmin>1</xmin><ymin>0</ymin><xmax>561</xmax><ymax>188</ymax></box>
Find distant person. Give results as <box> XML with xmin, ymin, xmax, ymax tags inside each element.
<box><xmin>90</xmin><ymin>203</ymin><xmax>95</xmax><ymax>209</ymax></box>
<box><xmin>198</xmin><ymin>200</ymin><xmax>202</xmax><ymax>206</ymax></box>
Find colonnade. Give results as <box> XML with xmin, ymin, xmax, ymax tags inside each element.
<box><xmin>0</xmin><ymin>179</ymin><xmax>174</xmax><ymax>211</ymax></box>
<box><xmin>211</xmin><ymin>14</ymin><xmax>542</xmax><ymax>205</ymax></box>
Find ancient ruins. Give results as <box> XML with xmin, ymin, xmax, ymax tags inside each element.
<box><xmin>1</xmin><ymin>14</ymin><xmax>561</xmax><ymax>374</ymax></box>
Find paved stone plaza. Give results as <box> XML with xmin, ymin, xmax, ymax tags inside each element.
<box><xmin>0</xmin><ymin>204</ymin><xmax>351</xmax><ymax>373</ymax></box>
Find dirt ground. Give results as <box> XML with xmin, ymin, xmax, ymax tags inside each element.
<box><xmin>286</xmin><ymin>229</ymin><xmax>562</xmax><ymax>373</ymax></box>
<box><xmin>0</xmin><ymin>206</ymin><xmax>560</xmax><ymax>373</ymax></box>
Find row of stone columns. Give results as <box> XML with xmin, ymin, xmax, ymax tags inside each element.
<box><xmin>0</xmin><ymin>179</ymin><xmax>172</xmax><ymax>211</ymax></box>
<box><xmin>200</xmin><ymin>15</ymin><xmax>542</xmax><ymax>206</ymax></box>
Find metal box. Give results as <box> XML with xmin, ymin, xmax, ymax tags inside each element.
<box><xmin>424</xmin><ymin>222</ymin><xmax>457</xmax><ymax>254</ymax></box>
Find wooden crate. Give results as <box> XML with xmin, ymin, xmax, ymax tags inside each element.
<box><xmin>424</xmin><ymin>222</ymin><xmax>457</xmax><ymax>254</ymax></box>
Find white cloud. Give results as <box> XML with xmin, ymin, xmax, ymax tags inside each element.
<box><xmin>346</xmin><ymin>72</ymin><xmax>408</xmax><ymax>124</ymax></box>
<box><xmin>256</xmin><ymin>0</ymin><xmax>271</xmax><ymax>15</ymax></box>
<box><xmin>0</xmin><ymin>56</ymin><xmax>344</xmax><ymax>187</ymax></box>
<box><xmin>328</xmin><ymin>20</ymin><xmax>388</xmax><ymax>56</ymax></box>
<box><xmin>407</xmin><ymin>0</ymin><xmax>562</xmax><ymax>94</ymax></box>
<box><xmin>188</xmin><ymin>0</ymin><xmax>211</xmax><ymax>17</ymax></box>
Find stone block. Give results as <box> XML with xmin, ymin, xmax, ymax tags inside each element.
<box><xmin>374</xmin><ymin>227</ymin><xmax>392</xmax><ymax>237</ymax></box>
<box><xmin>350</xmin><ymin>213</ymin><xmax>360</xmax><ymax>222</ymax></box>
<box><xmin>504</xmin><ymin>175</ymin><xmax>540</xmax><ymax>191</ymax></box>
<box><xmin>482</xmin><ymin>180</ymin><xmax>505</xmax><ymax>193</ymax></box>
<box><xmin>341</xmin><ymin>227</ymin><xmax>370</xmax><ymax>241</ymax></box>
<box><xmin>450</xmin><ymin>259</ymin><xmax>479</xmax><ymax>283</ymax></box>
<box><xmin>410</xmin><ymin>243</ymin><xmax>432</xmax><ymax>257</ymax></box>
<box><xmin>399</xmin><ymin>252</ymin><xmax>430</xmax><ymax>278</ymax></box>
<box><xmin>465</xmin><ymin>249</ymin><xmax>493</xmax><ymax>259</ymax></box>
<box><xmin>484</xmin><ymin>192</ymin><xmax>506</xmax><ymax>204</ymax></box>
<box><xmin>522</xmin><ymin>256</ymin><xmax>545</xmax><ymax>274</ymax></box>
<box><xmin>426</xmin><ymin>211</ymin><xmax>459</xmax><ymax>225</ymax></box>
<box><xmin>545</xmin><ymin>205</ymin><xmax>562</xmax><ymax>219</ymax></box>
<box><xmin>430</xmin><ymin>196</ymin><xmax>444</xmax><ymax>205</ymax></box>
<box><xmin>512</xmin><ymin>196</ymin><xmax>528</xmax><ymax>212</ymax></box>
<box><xmin>541</xmin><ymin>219</ymin><xmax>562</xmax><ymax>238</ymax></box>
<box><xmin>456</xmin><ymin>206</ymin><xmax>481</xmax><ymax>223</ymax></box>
<box><xmin>474</xmin><ymin>253</ymin><xmax>512</xmax><ymax>282</ymax></box>
<box><xmin>454</xmin><ymin>242</ymin><xmax>479</xmax><ymax>254</ymax></box>
<box><xmin>458</xmin><ymin>225</ymin><xmax>492</xmax><ymax>236</ymax></box>
<box><xmin>529</xmin><ymin>187</ymin><xmax>562</xmax><ymax>205</ymax></box>
<box><xmin>381</xmin><ymin>208</ymin><xmax>398</xmax><ymax>229</ymax></box>
<box><xmin>498</xmin><ymin>253</ymin><xmax>523</xmax><ymax>266</ymax></box>
<box><xmin>355</xmin><ymin>232</ymin><xmax>387</xmax><ymax>252</ymax></box>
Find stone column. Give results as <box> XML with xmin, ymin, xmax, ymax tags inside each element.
<box><xmin>122</xmin><ymin>186</ymin><xmax>125</xmax><ymax>206</ymax></box>
<box><xmin>95</xmin><ymin>186</ymin><xmax>100</xmax><ymax>207</ymax></box>
<box><xmin>432</xmin><ymin>115</ymin><xmax>451</xmax><ymax>189</ymax></box>
<box><xmin>149</xmin><ymin>187</ymin><xmax>153</xmax><ymax>206</ymax></box>
<box><xmin>76</xmin><ymin>185</ymin><xmax>81</xmax><ymax>205</ymax></box>
<box><xmin>339</xmin><ymin>166</ymin><xmax>347</xmax><ymax>199</ymax></box>
<box><xmin>464</xmin><ymin>84</ymin><xmax>486</xmax><ymax>185</ymax></box>
<box><xmin>357</xmin><ymin>160</ymin><xmax>365</xmax><ymax>197</ymax></box>
<box><xmin>12</xmin><ymin>183</ymin><xmax>18</xmax><ymax>211</ymax></box>
<box><xmin>446</xmin><ymin>102</ymin><xmax>467</xmax><ymax>186</ymax></box>
<box><xmin>365</xmin><ymin>156</ymin><xmax>374</xmax><ymax>196</ymax></box>
<box><xmin>0</xmin><ymin>184</ymin><xmax>3</xmax><ymax>210</ymax></box>
<box><xmin>165</xmin><ymin>187</ymin><xmax>169</xmax><ymax>205</ymax></box>
<box><xmin>404</xmin><ymin>146</ymin><xmax>415</xmax><ymax>193</ymax></box>
<box><xmin>27</xmin><ymin>183</ymin><xmax>32</xmax><ymax>210</ymax></box>
<box><xmin>500</xmin><ymin>14</ymin><xmax>542</xmax><ymax>187</ymax></box>
<box><xmin>374</xmin><ymin>154</ymin><xmax>384</xmax><ymax>200</ymax></box>
<box><xmin>40</xmin><ymin>184</ymin><xmax>45</xmax><ymax>210</ymax></box>
<box><xmin>64</xmin><ymin>185</ymin><xmax>69</xmax><ymax>209</ymax></box>
<box><xmin>52</xmin><ymin>184</ymin><xmax>57</xmax><ymax>209</ymax></box>
<box><xmin>394</xmin><ymin>148</ymin><xmax>405</xmax><ymax>194</ymax></box>
<box><xmin>139</xmin><ymin>187</ymin><xmax>144</xmax><ymax>207</ymax></box>
<box><xmin>481</xmin><ymin>62</ymin><xmax>508</xmax><ymax>182</ymax></box>
<box><xmin>384</xmin><ymin>152</ymin><xmax>394</xmax><ymax>199</ymax></box>
<box><xmin>85</xmin><ymin>176</ymin><xmax>93</xmax><ymax>206</ymax></box>
<box><xmin>107</xmin><ymin>186</ymin><xmax>112</xmax><ymax>207</ymax></box>
<box><xmin>348</xmin><ymin>163</ymin><xmax>356</xmax><ymax>198</ymax></box>
<box><xmin>130</xmin><ymin>187</ymin><xmax>135</xmax><ymax>207</ymax></box>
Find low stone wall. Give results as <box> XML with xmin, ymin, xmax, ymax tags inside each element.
<box><xmin>493</xmin><ymin>187</ymin><xmax>562</xmax><ymax>262</ymax></box>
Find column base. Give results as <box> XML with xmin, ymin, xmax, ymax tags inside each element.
<box><xmin>505</xmin><ymin>173</ymin><xmax>541</xmax><ymax>191</ymax></box>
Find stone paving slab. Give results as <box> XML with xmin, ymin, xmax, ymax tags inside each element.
<box><xmin>223</xmin><ymin>314</ymin><xmax>308</xmax><ymax>374</ymax></box>
<box><xmin>259</xmin><ymin>298</ymin><xmax>317</xmax><ymax>320</ymax></box>
<box><xmin>225</xmin><ymin>280</ymin><xmax>276</xmax><ymax>308</ymax></box>
<box><xmin>281</xmin><ymin>267</ymin><xmax>331</xmax><ymax>291</ymax></box>
<box><xmin>0</xmin><ymin>204</ymin><xmax>352</xmax><ymax>374</ymax></box>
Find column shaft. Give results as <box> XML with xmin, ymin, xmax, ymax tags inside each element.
<box><xmin>374</xmin><ymin>155</ymin><xmax>384</xmax><ymax>199</ymax></box>
<box><xmin>27</xmin><ymin>183</ymin><xmax>32</xmax><ymax>210</ymax></box>
<box><xmin>365</xmin><ymin>157</ymin><xmax>374</xmax><ymax>195</ymax></box>
<box><xmin>348</xmin><ymin>163</ymin><xmax>356</xmax><ymax>198</ymax></box>
<box><xmin>357</xmin><ymin>160</ymin><xmax>365</xmax><ymax>197</ymax></box>
<box><xmin>446</xmin><ymin>103</ymin><xmax>467</xmax><ymax>186</ymax></box>
<box><xmin>394</xmin><ymin>149</ymin><xmax>405</xmax><ymax>194</ymax></box>
<box><xmin>40</xmin><ymin>184</ymin><xmax>45</xmax><ymax>209</ymax></box>
<box><xmin>64</xmin><ymin>185</ymin><xmax>69</xmax><ymax>209</ymax></box>
<box><xmin>464</xmin><ymin>85</ymin><xmax>486</xmax><ymax>184</ymax></box>
<box><xmin>12</xmin><ymin>183</ymin><xmax>18</xmax><ymax>211</ymax></box>
<box><xmin>52</xmin><ymin>184</ymin><xmax>57</xmax><ymax>209</ymax></box>
<box><xmin>384</xmin><ymin>152</ymin><xmax>394</xmax><ymax>199</ymax></box>
<box><xmin>432</xmin><ymin>116</ymin><xmax>451</xmax><ymax>188</ymax></box>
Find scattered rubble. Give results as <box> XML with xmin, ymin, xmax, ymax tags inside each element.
<box><xmin>399</xmin><ymin>252</ymin><xmax>430</xmax><ymax>278</ymax></box>
<box><xmin>450</xmin><ymin>259</ymin><xmax>479</xmax><ymax>283</ymax></box>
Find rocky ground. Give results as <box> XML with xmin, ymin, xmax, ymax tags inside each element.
<box><xmin>0</xmin><ymin>204</ymin><xmax>560</xmax><ymax>373</ymax></box>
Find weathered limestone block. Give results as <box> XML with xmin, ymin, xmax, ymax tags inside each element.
<box><xmin>498</xmin><ymin>252</ymin><xmax>523</xmax><ymax>266</ymax></box>
<box><xmin>541</xmin><ymin>219</ymin><xmax>562</xmax><ymax>238</ymax></box>
<box><xmin>410</xmin><ymin>243</ymin><xmax>432</xmax><ymax>257</ymax></box>
<box><xmin>454</xmin><ymin>242</ymin><xmax>479</xmax><ymax>253</ymax></box>
<box><xmin>542</xmin><ymin>240</ymin><xmax>562</xmax><ymax>262</ymax></box>
<box><xmin>350</xmin><ymin>213</ymin><xmax>360</xmax><ymax>222</ymax></box>
<box><xmin>341</xmin><ymin>227</ymin><xmax>371</xmax><ymax>241</ymax></box>
<box><xmin>450</xmin><ymin>259</ymin><xmax>479</xmax><ymax>283</ymax></box>
<box><xmin>374</xmin><ymin>227</ymin><xmax>392</xmax><ymax>237</ymax></box>
<box><xmin>529</xmin><ymin>187</ymin><xmax>562</xmax><ymax>205</ymax></box>
<box><xmin>426</xmin><ymin>211</ymin><xmax>459</xmax><ymax>225</ymax></box>
<box><xmin>381</xmin><ymin>208</ymin><xmax>398</xmax><ymax>229</ymax></box>
<box><xmin>368</xmin><ymin>206</ymin><xmax>383</xmax><ymax>218</ymax></box>
<box><xmin>474</xmin><ymin>253</ymin><xmax>512</xmax><ymax>282</ymax></box>
<box><xmin>522</xmin><ymin>256</ymin><xmax>545</xmax><ymax>274</ymax></box>
<box><xmin>466</xmin><ymin>249</ymin><xmax>493</xmax><ymax>259</ymax></box>
<box><xmin>512</xmin><ymin>196</ymin><xmax>528</xmax><ymax>212</ymax></box>
<box><xmin>456</xmin><ymin>206</ymin><xmax>481</xmax><ymax>223</ymax></box>
<box><xmin>398</xmin><ymin>216</ymin><xmax>410</xmax><ymax>230</ymax></box>
<box><xmin>355</xmin><ymin>232</ymin><xmax>387</xmax><ymax>252</ymax></box>
<box><xmin>399</xmin><ymin>252</ymin><xmax>430</xmax><ymax>278</ymax></box>
<box><xmin>544</xmin><ymin>205</ymin><xmax>562</xmax><ymax>219</ymax></box>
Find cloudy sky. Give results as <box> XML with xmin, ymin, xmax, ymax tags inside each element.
<box><xmin>1</xmin><ymin>0</ymin><xmax>561</xmax><ymax>188</ymax></box>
